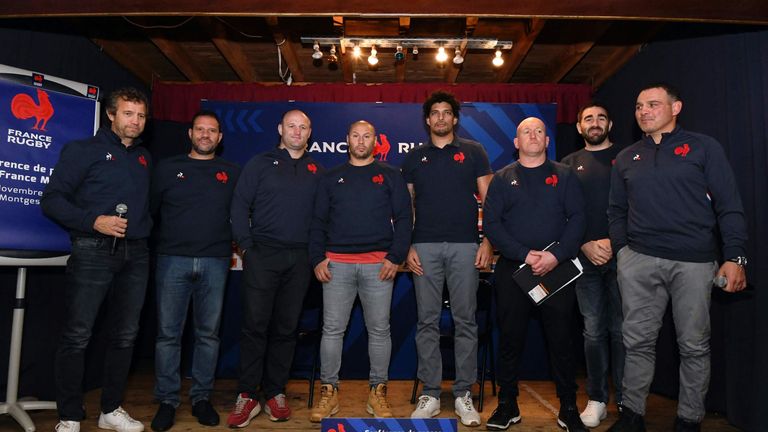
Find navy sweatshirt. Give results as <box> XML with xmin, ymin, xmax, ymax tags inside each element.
<box><xmin>41</xmin><ymin>127</ymin><xmax>152</xmax><ymax>239</ymax></box>
<box><xmin>309</xmin><ymin>160</ymin><xmax>413</xmax><ymax>268</ymax></box>
<box><xmin>608</xmin><ymin>126</ymin><xmax>747</xmax><ymax>262</ymax></box>
<box><xmin>401</xmin><ymin>136</ymin><xmax>492</xmax><ymax>243</ymax></box>
<box><xmin>230</xmin><ymin>148</ymin><xmax>323</xmax><ymax>250</ymax></box>
<box><xmin>561</xmin><ymin>145</ymin><xmax>621</xmax><ymax>242</ymax></box>
<box><xmin>151</xmin><ymin>155</ymin><xmax>240</xmax><ymax>257</ymax></box>
<box><xmin>483</xmin><ymin>160</ymin><xmax>585</xmax><ymax>263</ymax></box>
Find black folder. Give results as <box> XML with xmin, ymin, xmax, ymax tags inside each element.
<box><xmin>512</xmin><ymin>242</ymin><xmax>583</xmax><ymax>305</ymax></box>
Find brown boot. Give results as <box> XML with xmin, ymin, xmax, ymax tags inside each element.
<box><xmin>366</xmin><ymin>383</ymin><xmax>394</xmax><ymax>418</ymax></box>
<box><xmin>309</xmin><ymin>384</ymin><xmax>340</xmax><ymax>423</ymax></box>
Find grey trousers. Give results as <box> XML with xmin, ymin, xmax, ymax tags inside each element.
<box><xmin>617</xmin><ymin>246</ymin><xmax>718</xmax><ymax>422</ymax></box>
<box><xmin>413</xmin><ymin>242</ymin><xmax>479</xmax><ymax>398</ymax></box>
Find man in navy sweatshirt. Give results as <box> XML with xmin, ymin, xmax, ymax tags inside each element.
<box><xmin>483</xmin><ymin>116</ymin><xmax>587</xmax><ymax>432</ymax></box>
<box><xmin>403</xmin><ymin>91</ymin><xmax>493</xmax><ymax>427</ymax></box>
<box><xmin>562</xmin><ymin>102</ymin><xmax>625</xmax><ymax>428</ymax></box>
<box><xmin>308</xmin><ymin>120</ymin><xmax>412</xmax><ymax>422</ymax></box>
<box><xmin>149</xmin><ymin>111</ymin><xmax>240</xmax><ymax>431</ymax></box>
<box><xmin>227</xmin><ymin>110</ymin><xmax>323</xmax><ymax>427</ymax></box>
<box><xmin>606</xmin><ymin>84</ymin><xmax>748</xmax><ymax>432</ymax></box>
<box><xmin>42</xmin><ymin>88</ymin><xmax>151</xmax><ymax>432</ymax></box>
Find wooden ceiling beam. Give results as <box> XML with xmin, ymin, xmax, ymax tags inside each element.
<box><xmin>589</xmin><ymin>22</ymin><xmax>664</xmax><ymax>88</ymax></box>
<box><xmin>146</xmin><ymin>32</ymin><xmax>207</xmax><ymax>82</ymax></box>
<box><xmin>265</xmin><ymin>16</ymin><xmax>305</xmax><ymax>82</ymax></box>
<box><xmin>90</xmin><ymin>38</ymin><xmax>155</xmax><ymax>85</ymax></box>
<box><xmin>543</xmin><ymin>21</ymin><xmax>612</xmax><ymax>83</ymax></box>
<box><xmin>395</xmin><ymin>16</ymin><xmax>411</xmax><ymax>82</ymax></box>
<box><xmin>199</xmin><ymin>17</ymin><xmax>259</xmax><ymax>82</ymax></box>
<box><xmin>3</xmin><ymin>0</ymin><xmax>767</xmax><ymax>24</ymax></box>
<box><xmin>445</xmin><ymin>38</ymin><xmax>468</xmax><ymax>84</ymax></box>
<box><xmin>496</xmin><ymin>18</ymin><xmax>545</xmax><ymax>83</ymax></box>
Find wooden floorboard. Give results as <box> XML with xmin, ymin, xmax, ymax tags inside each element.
<box><xmin>1</xmin><ymin>370</ymin><xmax>738</xmax><ymax>431</ymax></box>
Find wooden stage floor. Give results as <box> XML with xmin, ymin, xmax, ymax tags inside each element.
<box><xmin>2</xmin><ymin>371</ymin><xmax>738</xmax><ymax>431</ymax></box>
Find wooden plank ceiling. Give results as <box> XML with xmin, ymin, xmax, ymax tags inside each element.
<box><xmin>1</xmin><ymin>0</ymin><xmax>765</xmax><ymax>89</ymax></box>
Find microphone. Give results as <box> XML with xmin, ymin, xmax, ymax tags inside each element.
<box><xmin>713</xmin><ymin>275</ymin><xmax>727</xmax><ymax>289</ymax></box>
<box><xmin>110</xmin><ymin>203</ymin><xmax>128</xmax><ymax>255</ymax></box>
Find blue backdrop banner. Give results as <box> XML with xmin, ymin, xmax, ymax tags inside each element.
<box><xmin>0</xmin><ymin>78</ymin><xmax>98</xmax><ymax>253</ymax></box>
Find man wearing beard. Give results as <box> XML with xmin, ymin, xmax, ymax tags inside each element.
<box><xmin>561</xmin><ymin>103</ymin><xmax>625</xmax><ymax>428</ymax></box>
<box><xmin>149</xmin><ymin>110</ymin><xmax>240</xmax><ymax>431</ymax></box>
<box><xmin>308</xmin><ymin>120</ymin><xmax>412</xmax><ymax>422</ymax></box>
<box><xmin>403</xmin><ymin>91</ymin><xmax>493</xmax><ymax>426</ymax></box>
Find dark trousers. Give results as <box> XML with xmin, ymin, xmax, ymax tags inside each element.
<box><xmin>494</xmin><ymin>256</ymin><xmax>578</xmax><ymax>404</ymax></box>
<box><xmin>238</xmin><ymin>243</ymin><xmax>311</xmax><ymax>399</ymax></box>
<box><xmin>56</xmin><ymin>237</ymin><xmax>149</xmax><ymax>421</ymax></box>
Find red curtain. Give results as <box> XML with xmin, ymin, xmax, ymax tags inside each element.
<box><xmin>151</xmin><ymin>81</ymin><xmax>592</xmax><ymax>124</ymax></box>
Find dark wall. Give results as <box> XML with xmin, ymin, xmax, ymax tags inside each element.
<box><xmin>596</xmin><ymin>24</ymin><xmax>768</xmax><ymax>431</ymax></box>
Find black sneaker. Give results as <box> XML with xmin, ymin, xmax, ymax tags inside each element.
<box><xmin>192</xmin><ymin>399</ymin><xmax>220</xmax><ymax>426</ymax></box>
<box><xmin>607</xmin><ymin>406</ymin><xmax>646</xmax><ymax>432</ymax></box>
<box><xmin>151</xmin><ymin>403</ymin><xmax>176</xmax><ymax>432</ymax></box>
<box><xmin>674</xmin><ymin>416</ymin><xmax>701</xmax><ymax>432</ymax></box>
<box><xmin>557</xmin><ymin>404</ymin><xmax>588</xmax><ymax>431</ymax></box>
<box><xmin>486</xmin><ymin>399</ymin><xmax>521</xmax><ymax>430</ymax></box>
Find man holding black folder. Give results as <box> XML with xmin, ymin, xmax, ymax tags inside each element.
<box><xmin>483</xmin><ymin>117</ymin><xmax>587</xmax><ymax>431</ymax></box>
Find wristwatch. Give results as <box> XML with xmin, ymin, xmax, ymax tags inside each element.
<box><xmin>728</xmin><ymin>256</ymin><xmax>748</xmax><ymax>267</ymax></box>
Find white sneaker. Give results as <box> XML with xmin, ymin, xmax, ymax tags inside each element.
<box><xmin>580</xmin><ymin>400</ymin><xmax>607</xmax><ymax>427</ymax></box>
<box><xmin>454</xmin><ymin>391</ymin><xmax>481</xmax><ymax>426</ymax></box>
<box><xmin>410</xmin><ymin>395</ymin><xmax>440</xmax><ymax>418</ymax></box>
<box><xmin>98</xmin><ymin>407</ymin><xmax>144</xmax><ymax>432</ymax></box>
<box><xmin>55</xmin><ymin>421</ymin><xmax>80</xmax><ymax>432</ymax></box>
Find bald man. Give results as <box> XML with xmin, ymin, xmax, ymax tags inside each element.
<box><xmin>227</xmin><ymin>110</ymin><xmax>324</xmax><ymax>427</ymax></box>
<box><xmin>483</xmin><ymin>117</ymin><xmax>587</xmax><ymax>431</ymax></box>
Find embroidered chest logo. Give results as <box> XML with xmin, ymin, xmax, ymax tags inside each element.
<box><xmin>272</xmin><ymin>160</ymin><xmax>279</xmax><ymax>166</ymax></box>
<box><xmin>176</xmin><ymin>172</ymin><xmax>185</xmax><ymax>179</ymax></box>
<box><xmin>453</xmin><ymin>151</ymin><xmax>465</xmax><ymax>164</ymax></box>
<box><xmin>421</xmin><ymin>156</ymin><xmax>428</xmax><ymax>163</ymax></box>
<box><xmin>372</xmin><ymin>174</ymin><xmax>384</xmax><ymax>185</ymax></box>
<box><xmin>105</xmin><ymin>152</ymin><xmax>114</xmax><ymax>161</ymax></box>
<box><xmin>545</xmin><ymin>174</ymin><xmax>558</xmax><ymax>187</ymax></box>
<box><xmin>307</xmin><ymin>163</ymin><xmax>317</xmax><ymax>174</ymax></box>
<box><xmin>510</xmin><ymin>179</ymin><xmax>519</xmax><ymax>187</ymax></box>
<box><xmin>337</xmin><ymin>177</ymin><xmax>344</xmax><ymax>184</ymax></box>
<box><xmin>633</xmin><ymin>154</ymin><xmax>641</xmax><ymax>161</ymax></box>
<box><xmin>138</xmin><ymin>155</ymin><xmax>147</xmax><ymax>168</ymax></box>
<box><xmin>611</xmin><ymin>159</ymin><xmax>616</xmax><ymax>166</ymax></box>
<box><xmin>674</xmin><ymin>143</ymin><xmax>691</xmax><ymax>157</ymax></box>
<box><xmin>215</xmin><ymin>171</ymin><xmax>229</xmax><ymax>184</ymax></box>
<box><xmin>576</xmin><ymin>165</ymin><xmax>584</xmax><ymax>171</ymax></box>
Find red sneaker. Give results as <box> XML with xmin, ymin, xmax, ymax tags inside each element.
<box><xmin>264</xmin><ymin>394</ymin><xmax>291</xmax><ymax>422</ymax></box>
<box><xmin>226</xmin><ymin>393</ymin><xmax>261</xmax><ymax>428</ymax></box>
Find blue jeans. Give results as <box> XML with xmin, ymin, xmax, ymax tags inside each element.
<box><xmin>154</xmin><ymin>255</ymin><xmax>229</xmax><ymax>406</ymax></box>
<box><xmin>575</xmin><ymin>257</ymin><xmax>625</xmax><ymax>404</ymax></box>
<box><xmin>56</xmin><ymin>237</ymin><xmax>149</xmax><ymax>421</ymax></box>
<box><xmin>320</xmin><ymin>261</ymin><xmax>393</xmax><ymax>386</ymax></box>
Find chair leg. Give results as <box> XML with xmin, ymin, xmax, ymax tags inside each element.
<box><xmin>489</xmin><ymin>335</ymin><xmax>497</xmax><ymax>396</ymax></box>
<box><xmin>411</xmin><ymin>378</ymin><xmax>420</xmax><ymax>404</ymax></box>
<box><xmin>479</xmin><ymin>341</ymin><xmax>488</xmax><ymax>412</ymax></box>
<box><xmin>308</xmin><ymin>339</ymin><xmax>320</xmax><ymax>408</ymax></box>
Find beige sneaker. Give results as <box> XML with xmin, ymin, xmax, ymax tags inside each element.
<box><xmin>366</xmin><ymin>383</ymin><xmax>394</xmax><ymax>418</ymax></box>
<box><xmin>309</xmin><ymin>384</ymin><xmax>340</xmax><ymax>423</ymax></box>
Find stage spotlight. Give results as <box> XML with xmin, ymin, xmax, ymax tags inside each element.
<box><xmin>368</xmin><ymin>45</ymin><xmax>379</xmax><ymax>66</ymax></box>
<box><xmin>312</xmin><ymin>41</ymin><xmax>323</xmax><ymax>60</ymax></box>
<box><xmin>492</xmin><ymin>49</ymin><xmax>504</xmax><ymax>67</ymax></box>
<box><xmin>412</xmin><ymin>46</ymin><xmax>419</xmax><ymax>56</ymax></box>
<box><xmin>453</xmin><ymin>47</ymin><xmax>464</xmax><ymax>65</ymax></box>
<box><xmin>328</xmin><ymin>44</ymin><xmax>338</xmax><ymax>63</ymax></box>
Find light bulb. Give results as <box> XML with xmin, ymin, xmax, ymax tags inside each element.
<box><xmin>436</xmin><ymin>46</ymin><xmax>448</xmax><ymax>62</ymax></box>
<box><xmin>453</xmin><ymin>47</ymin><xmax>464</xmax><ymax>65</ymax></box>
<box><xmin>492</xmin><ymin>49</ymin><xmax>504</xmax><ymax>67</ymax></box>
<box><xmin>312</xmin><ymin>41</ymin><xmax>323</xmax><ymax>60</ymax></box>
<box><xmin>368</xmin><ymin>45</ymin><xmax>379</xmax><ymax>65</ymax></box>
<box><xmin>353</xmin><ymin>44</ymin><xmax>361</xmax><ymax>58</ymax></box>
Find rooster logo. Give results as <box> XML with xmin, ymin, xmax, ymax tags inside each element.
<box><xmin>545</xmin><ymin>174</ymin><xmax>558</xmax><ymax>187</ymax></box>
<box><xmin>11</xmin><ymin>89</ymin><xmax>55</xmax><ymax>131</ymax></box>
<box><xmin>372</xmin><ymin>174</ymin><xmax>384</xmax><ymax>185</ymax></box>
<box><xmin>138</xmin><ymin>155</ymin><xmax>147</xmax><ymax>168</ymax></box>
<box><xmin>307</xmin><ymin>163</ymin><xmax>317</xmax><ymax>174</ymax></box>
<box><xmin>453</xmin><ymin>151</ymin><xmax>465</xmax><ymax>164</ymax></box>
<box><xmin>373</xmin><ymin>134</ymin><xmax>391</xmax><ymax>161</ymax></box>
<box><xmin>674</xmin><ymin>143</ymin><xmax>691</xmax><ymax>157</ymax></box>
<box><xmin>216</xmin><ymin>171</ymin><xmax>228</xmax><ymax>183</ymax></box>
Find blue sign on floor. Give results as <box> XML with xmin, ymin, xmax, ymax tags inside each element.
<box><xmin>321</xmin><ymin>418</ymin><xmax>458</xmax><ymax>432</ymax></box>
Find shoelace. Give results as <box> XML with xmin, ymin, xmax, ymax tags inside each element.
<box><xmin>273</xmin><ymin>394</ymin><xmax>287</xmax><ymax>408</ymax></box>
<box><xmin>56</xmin><ymin>422</ymin><xmax>76</xmax><ymax>432</ymax></box>
<box><xmin>374</xmin><ymin>387</ymin><xmax>391</xmax><ymax>408</ymax></box>
<box><xmin>233</xmin><ymin>396</ymin><xmax>249</xmax><ymax>414</ymax></box>
<box><xmin>112</xmin><ymin>407</ymin><xmax>133</xmax><ymax>421</ymax></box>
<box><xmin>318</xmin><ymin>388</ymin><xmax>333</xmax><ymax>408</ymax></box>
<box><xmin>416</xmin><ymin>396</ymin><xmax>432</xmax><ymax>409</ymax></box>
<box><xmin>459</xmin><ymin>394</ymin><xmax>474</xmax><ymax>411</ymax></box>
